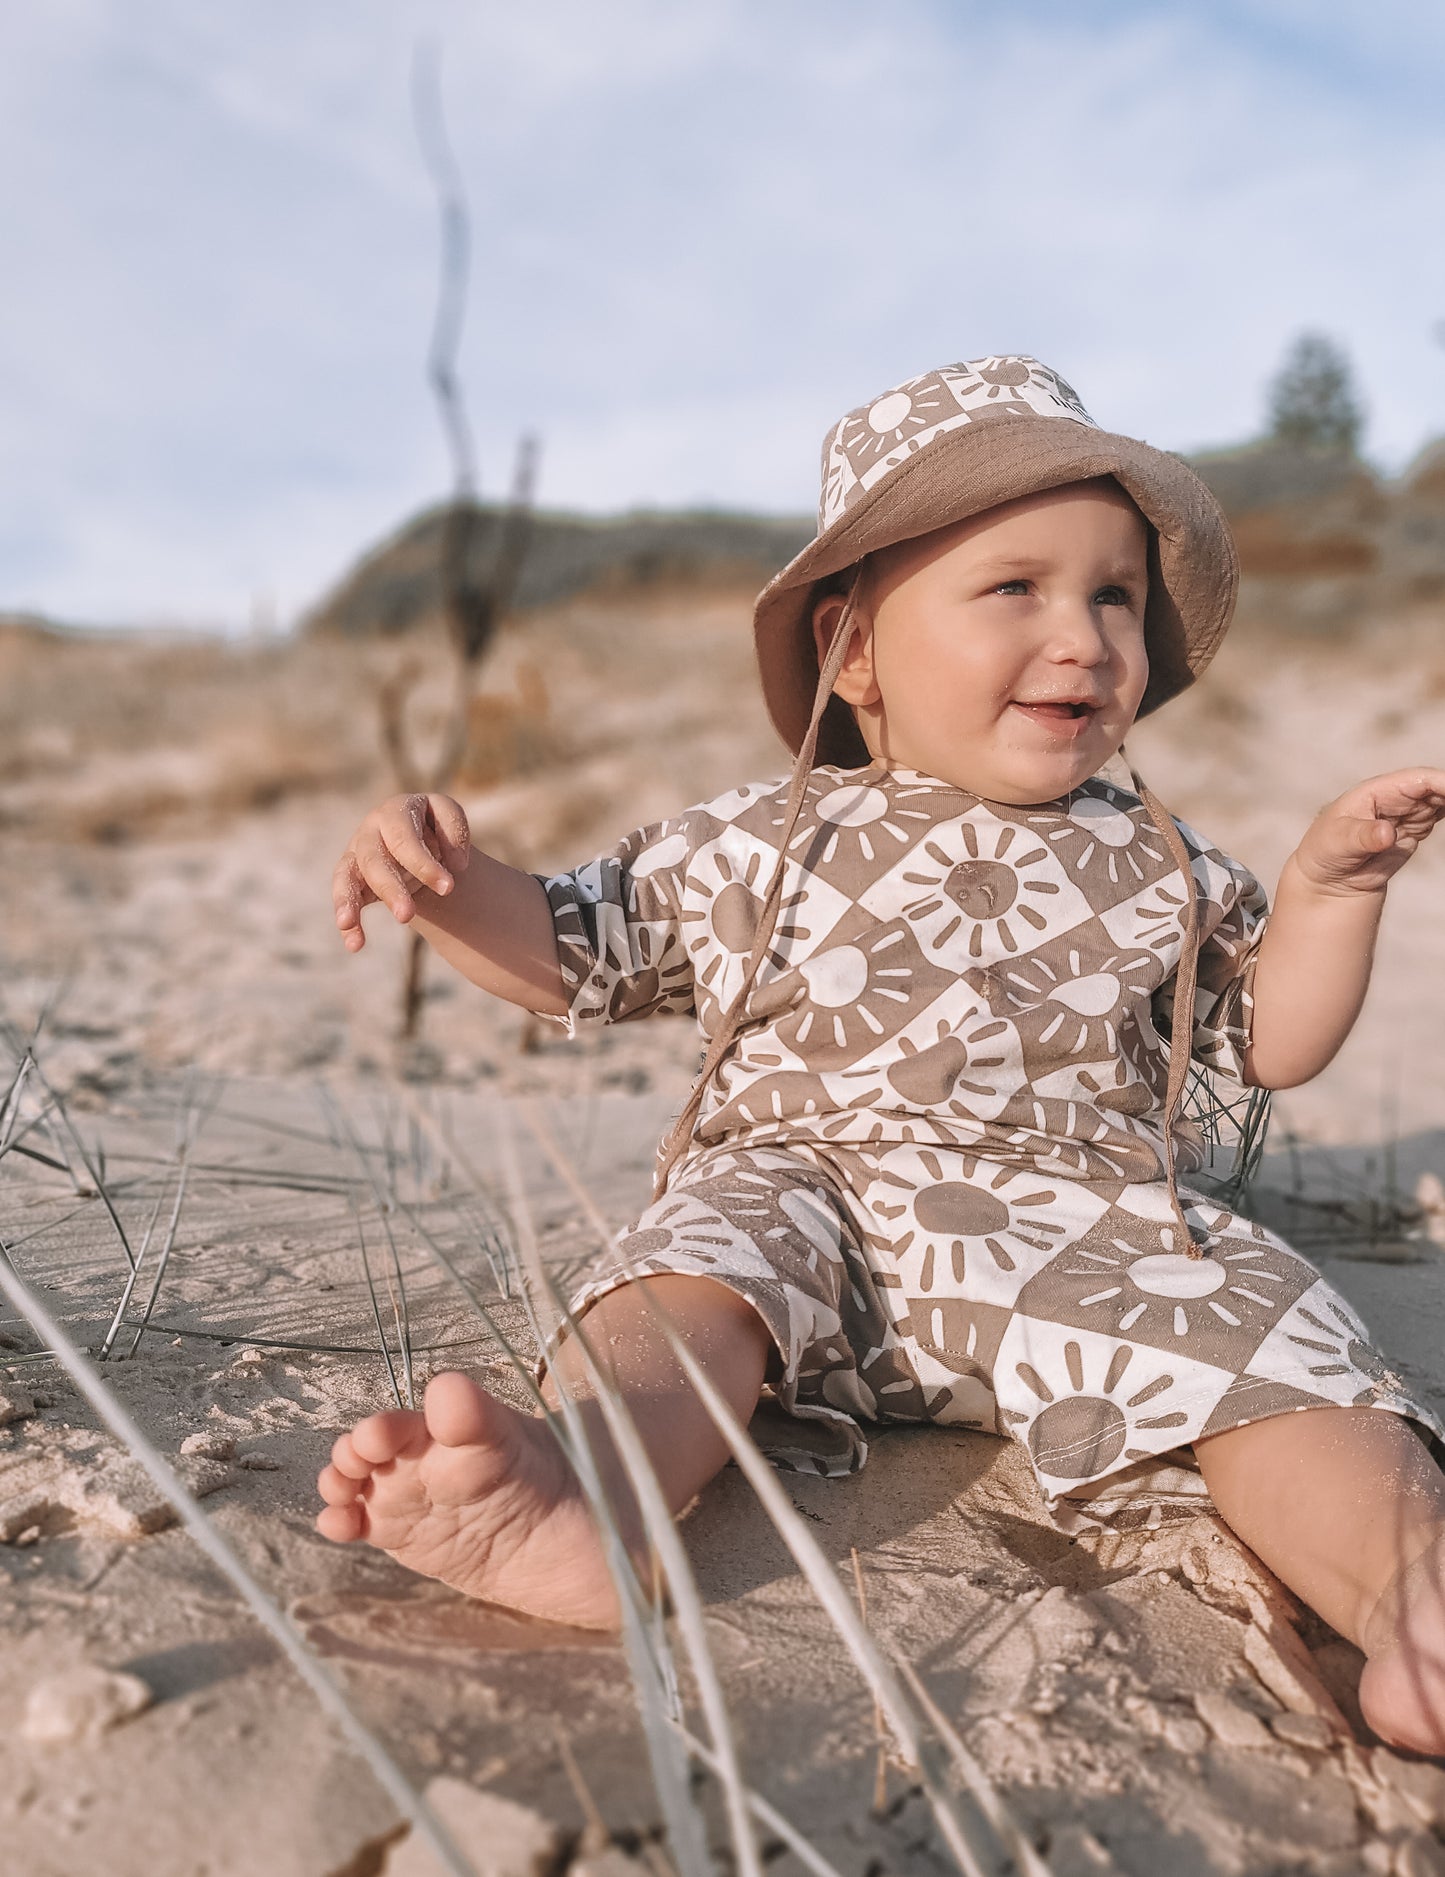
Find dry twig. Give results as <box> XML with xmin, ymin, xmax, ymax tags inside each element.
<box><xmin>390</xmin><ymin>42</ymin><xmax>540</xmax><ymax>1041</ymax></box>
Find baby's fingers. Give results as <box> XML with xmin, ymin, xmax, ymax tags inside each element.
<box><xmin>428</xmin><ymin>794</ymin><xmax>471</xmax><ymax>878</ymax></box>
<box><xmin>378</xmin><ymin>794</ymin><xmax>461</xmax><ymax>897</ymax></box>
<box><xmin>352</xmin><ymin>838</ymin><xmax>427</xmax><ymax>925</ymax></box>
<box><xmin>332</xmin><ymin>854</ymin><xmax>379</xmax><ymax>950</ymax></box>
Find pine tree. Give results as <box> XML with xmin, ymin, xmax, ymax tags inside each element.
<box><xmin>1266</xmin><ymin>332</ymin><xmax>1364</xmax><ymax>455</ymax></box>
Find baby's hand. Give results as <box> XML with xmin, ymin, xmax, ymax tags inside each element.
<box><xmin>1294</xmin><ymin>768</ymin><xmax>1445</xmax><ymax>895</ymax></box>
<box><xmin>332</xmin><ymin>793</ymin><xmax>471</xmax><ymax>952</ymax></box>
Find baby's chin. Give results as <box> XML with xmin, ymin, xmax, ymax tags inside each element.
<box><xmin>884</xmin><ymin>741</ymin><xmax>1123</xmax><ymax>806</ymax></box>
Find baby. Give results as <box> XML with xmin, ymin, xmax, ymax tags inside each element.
<box><xmin>316</xmin><ymin>356</ymin><xmax>1445</xmax><ymax>1754</ymax></box>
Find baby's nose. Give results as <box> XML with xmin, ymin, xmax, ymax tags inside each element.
<box><xmin>1047</xmin><ymin>599</ymin><xmax>1112</xmax><ymax>660</ymax></box>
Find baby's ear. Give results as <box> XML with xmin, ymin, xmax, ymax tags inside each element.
<box><xmin>810</xmin><ymin>591</ymin><xmax>845</xmax><ymax>669</ymax></box>
<box><xmin>812</xmin><ymin>591</ymin><xmax>880</xmax><ymax>707</ymax></box>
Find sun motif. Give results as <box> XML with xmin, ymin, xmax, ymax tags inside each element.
<box><xmin>879</xmin><ymin>817</ymin><xmax>1089</xmax><ymax>964</ymax></box>
<box><xmin>999</xmin><ymin>1335</ymin><xmax>1195</xmax><ymax>1484</ymax></box>
<box><xmin>1124</xmin><ymin>874</ymin><xmax>1195</xmax><ymax>960</ymax></box>
<box><xmin>600</xmin><ymin>920</ymin><xmax>696</xmax><ymax>1023</ymax></box>
<box><xmin>831</xmin><ymin>370</ymin><xmax>965</xmax><ymax>474</ymax></box>
<box><xmin>964</xmin><ymin>924</ymin><xmax>1161</xmax><ymax>1064</ymax></box>
<box><xmin>679</xmin><ymin>839</ymin><xmax>836</xmax><ymax>1015</ymax></box>
<box><xmin>1027</xmin><ymin>1213</ymin><xmax>1315</xmax><ymax>1372</ymax></box>
<box><xmin>987</xmin><ymin>1089</ymin><xmax>1156</xmax><ymax>1184</ymax></box>
<box><xmin>613</xmin><ymin>1189</ymin><xmax>795</xmax><ymax>1289</ymax></box>
<box><xmin>787</xmin><ymin>780</ymin><xmax>931</xmax><ymax>877</ymax></box>
<box><xmin>835</xmin><ymin>1007</ymin><xmax>1026</xmax><ymax>1125</ymax></box>
<box><xmin>1030</xmin><ymin>787</ymin><xmax>1171</xmax><ymax>896</ymax></box>
<box><xmin>865</xmin><ymin>1149</ymin><xmax>1082</xmax><ymax>1300</ymax></box>
<box><xmin>957</xmin><ymin>356</ymin><xmax>1093</xmax><ymax>420</ymax></box>
<box><xmin>626</xmin><ymin>824</ymin><xmax>689</xmax><ymax>891</ymax></box>
<box><xmin>711</xmin><ymin>1067</ymin><xmax>840</xmax><ymax>1132</ymax></box>
<box><xmin>1071</xmin><ymin>1058</ymin><xmax>1157</xmax><ymax>1121</ymax></box>
<box><xmin>906</xmin><ymin>1296</ymin><xmax>995</xmax><ymax>1378</ymax></box>
<box><xmin>1257</xmin><ymin>1289</ymin><xmax>1409</xmax><ymax>1409</ymax></box>
<box><xmin>821</xmin><ymin>361</ymin><xmax>1095</xmax><ymax>524</ymax></box>
<box><xmin>758</xmin><ymin>917</ymin><xmax>959</xmax><ymax>1070</ymax></box>
<box><xmin>897</xmin><ymin>1291</ymin><xmax>1011</xmax><ymax>1431</ymax></box>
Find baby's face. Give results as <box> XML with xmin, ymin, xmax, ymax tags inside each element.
<box><xmin>813</xmin><ymin>479</ymin><xmax>1150</xmax><ymax>804</ymax></box>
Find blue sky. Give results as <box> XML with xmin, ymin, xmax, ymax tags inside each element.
<box><xmin>3</xmin><ymin>0</ymin><xmax>1444</xmax><ymax>628</ymax></box>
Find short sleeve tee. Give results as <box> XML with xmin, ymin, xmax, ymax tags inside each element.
<box><xmin>534</xmin><ymin>762</ymin><xmax>1268</xmax><ymax>1186</ymax></box>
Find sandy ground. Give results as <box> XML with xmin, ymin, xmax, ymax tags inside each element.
<box><xmin>4</xmin><ymin>591</ymin><xmax>1445</xmax><ymax>1876</ymax></box>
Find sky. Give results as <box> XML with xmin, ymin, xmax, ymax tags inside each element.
<box><xmin>3</xmin><ymin>0</ymin><xmax>1444</xmax><ymax>630</ymax></box>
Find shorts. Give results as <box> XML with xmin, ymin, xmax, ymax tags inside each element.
<box><xmin>557</xmin><ymin>1138</ymin><xmax>1444</xmax><ymax>1504</ymax></box>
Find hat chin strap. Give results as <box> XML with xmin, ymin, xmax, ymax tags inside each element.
<box><xmin>652</xmin><ymin>571</ymin><xmax>865</xmax><ymax>1200</ymax></box>
<box><xmin>1124</xmin><ymin>751</ymin><xmax>1207</xmax><ymax>1258</ymax></box>
<box><xmin>653</xmin><ymin>588</ymin><xmax>1209</xmax><ymax>1264</ymax></box>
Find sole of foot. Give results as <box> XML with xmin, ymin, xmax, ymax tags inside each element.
<box><xmin>315</xmin><ymin>1370</ymin><xmax>623</xmax><ymax>1630</ymax></box>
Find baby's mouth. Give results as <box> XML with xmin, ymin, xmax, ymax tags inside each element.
<box><xmin>1011</xmin><ymin>698</ymin><xmax>1102</xmax><ymax>733</ymax></box>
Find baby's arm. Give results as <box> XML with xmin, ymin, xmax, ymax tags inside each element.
<box><xmin>1244</xmin><ymin>767</ymin><xmax>1445</xmax><ymax>1089</ymax></box>
<box><xmin>331</xmin><ymin>792</ymin><xmax>568</xmax><ymax>1017</ymax></box>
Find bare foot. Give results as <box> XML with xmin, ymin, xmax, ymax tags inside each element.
<box><xmin>315</xmin><ymin>1371</ymin><xmax>622</xmax><ymax>1629</ymax></box>
<box><xmin>1359</xmin><ymin>1529</ymin><xmax>1445</xmax><ymax>1755</ymax></box>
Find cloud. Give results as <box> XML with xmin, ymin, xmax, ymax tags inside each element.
<box><xmin>1</xmin><ymin>0</ymin><xmax>1443</xmax><ymax>623</ymax></box>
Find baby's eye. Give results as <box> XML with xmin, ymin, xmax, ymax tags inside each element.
<box><xmin>1094</xmin><ymin>584</ymin><xmax>1135</xmax><ymax>608</ymax></box>
<box><xmin>992</xmin><ymin>579</ymin><xmax>1030</xmax><ymax>597</ymax></box>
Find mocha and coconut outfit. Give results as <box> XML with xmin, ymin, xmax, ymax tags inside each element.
<box><xmin>534</xmin><ymin>354</ymin><xmax>1441</xmax><ymax>1503</ymax></box>
<box><xmin>536</xmin><ymin>762</ymin><xmax>1443</xmax><ymax>1499</ymax></box>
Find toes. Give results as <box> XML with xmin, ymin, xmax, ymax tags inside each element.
<box><xmin>424</xmin><ymin>1370</ymin><xmax>511</xmax><ymax>1449</ymax></box>
<box><xmin>329</xmin><ymin>1433</ymin><xmax>372</xmax><ymax>1481</ymax></box>
<box><xmin>350</xmin><ymin>1408</ymin><xmax>429</xmax><ymax>1466</ymax></box>
<box><xmin>316</xmin><ymin>1503</ymin><xmax>365</xmax><ymax>1544</ymax></box>
<box><xmin>317</xmin><ymin>1463</ymin><xmax>363</xmax><ymax>1507</ymax></box>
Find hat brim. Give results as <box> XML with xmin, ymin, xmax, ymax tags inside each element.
<box><xmin>753</xmin><ymin>409</ymin><xmax>1238</xmax><ymax>763</ymax></box>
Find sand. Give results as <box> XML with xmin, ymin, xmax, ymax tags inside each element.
<box><xmin>3</xmin><ymin>591</ymin><xmax>1445</xmax><ymax>1876</ymax></box>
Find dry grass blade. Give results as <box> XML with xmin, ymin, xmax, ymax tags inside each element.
<box><xmin>0</xmin><ymin>1241</ymin><xmax>476</xmax><ymax>1877</ymax></box>
<box><xmin>458</xmin><ymin>1198</ymin><xmax>515</xmax><ymax>1298</ymax></box>
<box><xmin>98</xmin><ymin>1164</ymin><xmax>173</xmax><ymax>1360</ymax></box>
<box><xmin>25</xmin><ymin>1055</ymin><xmax>136</xmax><ymax>1270</ymax></box>
<box><xmin>99</xmin><ymin>1150</ymin><xmax>361</xmax><ymax>1195</ymax></box>
<box><xmin>144</xmin><ymin>1322</ymin><xmax>493</xmax><ymax>1358</ymax></box>
<box><xmin>0</xmin><ymin>1048</ymin><xmax>35</xmax><ymax>1147</ymax></box>
<box><xmin>208</xmin><ymin>1100</ymin><xmax>355</xmax><ymax>1152</ymax></box>
<box><xmin>0</xmin><ymin>1196</ymin><xmax>108</xmax><ymax>1255</ymax></box>
<box><xmin>386</xmin><ymin>1147</ymin><xmax>713</xmax><ymax>1877</ymax></box>
<box><xmin>523</xmin><ymin>1265</ymin><xmax>765</xmax><ymax>1877</ymax></box>
<box><xmin>390</xmin><ymin>1200</ymin><xmax>517</xmax><ymax>1371</ymax></box>
<box><xmin>318</xmin><ymin>1089</ymin><xmax>406</xmax><ymax>1409</ymax></box>
<box><xmin>356</xmin><ymin>1201</ymin><xmax>406</xmax><ymax>1407</ymax></box>
<box><xmin>851</xmin><ymin>1547</ymin><xmax>891</xmax><ymax>1815</ymax></box>
<box><xmin>0</xmin><ymin>1114</ymin><xmax>68</xmax><ymax>1171</ymax></box>
<box><xmin>513</xmin><ymin>1098</ymin><xmax>616</xmax><ymax>1250</ymax></box>
<box><xmin>554</xmin><ymin>1722</ymin><xmax>610</xmax><ymax>1848</ymax></box>
<box><xmin>487</xmin><ymin>1111</ymin><xmax>713</xmax><ymax>1877</ymax></box>
<box><xmin>125</xmin><ymin>1080</ymin><xmax>215</xmax><ymax>1357</ymax></box>
<box><xmin>895</xmin><ymin>1660</ymin><xmax>1052</xmax><ymax>1877</ymax></box>
<box><xmin>676</xmin><ymin>1728</ymin><xmax>847</xmax><ymax>1877</ymax></box>
<box><xmin>354</xmin><ymin>1096</ymin><xmax>419</xmax><ymax>1407</ymax></box>
<box><xmin>640</xmin><ymin>1311</ymin><xmax>1036</xmax><ymax>1877</ymax></box>
<box><xmin>393</xmin><ymin>1086</ymin><xmax>517</xmax><ymax>1295</ymax></box>
<box><xmin>507</xmin><ymin>1104</ymin><xmax>926</xmax><ymax>1877</ymax></box>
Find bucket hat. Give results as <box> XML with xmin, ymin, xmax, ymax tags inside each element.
<box><xmin>753</xmin><ymin>355</ymin><xmax>1239</xmax><ymax>767</ymax></box>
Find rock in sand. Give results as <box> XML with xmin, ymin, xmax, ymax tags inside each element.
<box><xmin>21</xmin><ymin>1665</ymin><xmax>152</xmax><ymax>1745</ymax></box>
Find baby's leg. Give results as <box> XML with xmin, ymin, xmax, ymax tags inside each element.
<box><xmin>316</xmin><ymin>1274</ymin><xmax>770</xmax><ymax>1629</ymax></box>
<box><xmin>1195</xmin><ymin>1408</ymin><xmax>1445</xmax><ymax>1753</ymax></box>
